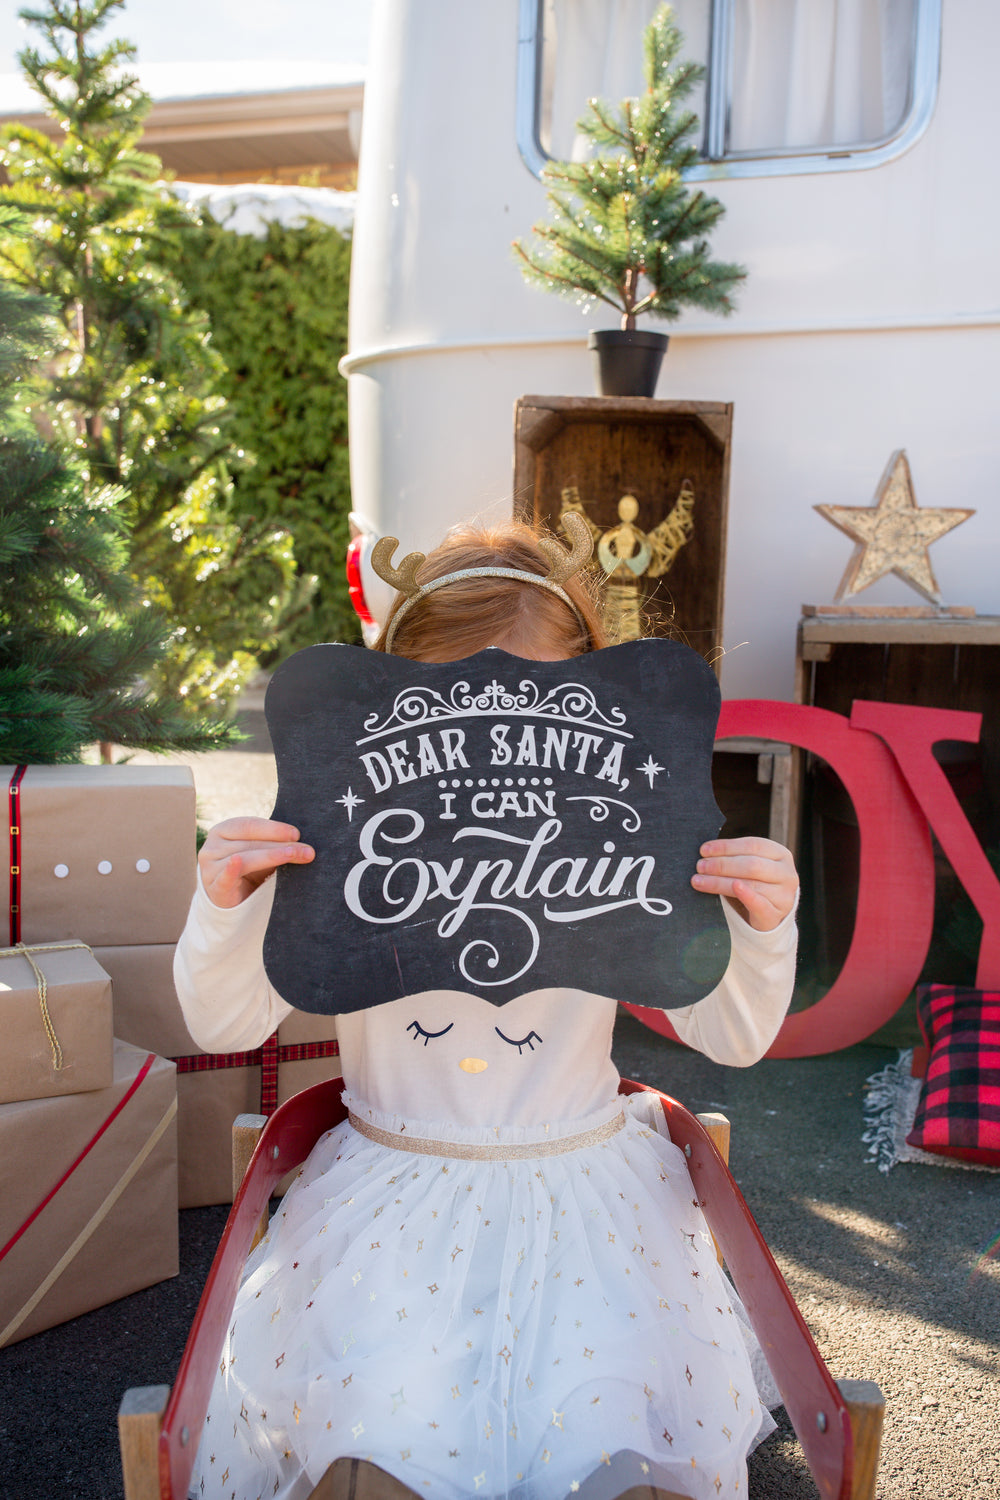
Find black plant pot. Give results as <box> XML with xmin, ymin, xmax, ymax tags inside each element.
<box><xmin>588</xmin><ymin>328</ymin><xmax>669</xmax><ymax>398</ymax></box>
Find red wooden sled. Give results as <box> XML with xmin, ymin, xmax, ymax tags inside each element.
<box><xmin>119</xmin><ymin>1076</ymin><xmax>884</xmax><ymax>1500</ymax></box>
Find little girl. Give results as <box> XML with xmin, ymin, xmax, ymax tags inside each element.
<box><xmin>175</xmin><ymin>519</ymin><xmax>798</xmax><ymax>1500</ymax></box>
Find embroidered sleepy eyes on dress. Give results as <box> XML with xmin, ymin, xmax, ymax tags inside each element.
<box><xmin>406</xmin><ymin>1019</ymin><xmax>454</xmax><ymax>1045</ymax></box>
<box><xmin>407</xmin><ymin>1019</ymin><xmax>544</xmax><ymax>1056</ymax></box>
<box><xmin>407</xmin><ymin>1016</ymin><xmax>545</xmax><ymax>1079</ymax></box>
<box><xmin>494</xmin><ymin>1026</ymin><xmax>543</xmax><ymax>1054</ymax></box>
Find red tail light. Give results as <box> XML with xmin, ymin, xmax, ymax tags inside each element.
<box><xmin>346</xmin><ymin>535</ymin><xmax>375</xmax><ymax>626</ymax></box>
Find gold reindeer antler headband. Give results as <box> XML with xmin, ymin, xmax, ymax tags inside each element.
<box><xmin>372</xmin><ymin>512</ymin><xmax>595</xmax><ymax>653</ymax></box>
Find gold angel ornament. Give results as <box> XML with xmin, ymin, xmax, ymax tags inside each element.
<box><xmin>559</xmin><ymin>483</ymin><xmax>695</xmax><ymax>641</ymax></box>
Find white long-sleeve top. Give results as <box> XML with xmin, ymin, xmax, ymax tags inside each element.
<box><xmin>174</xmin><ymin>874</ymin><xmax>796</xmax><ymax>1130</ymax></box>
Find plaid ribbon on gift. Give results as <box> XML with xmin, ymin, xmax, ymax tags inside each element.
<box><xmin>7</xmin><ymin>765</ymin><xmax>26</xmax><ymax>946</ymax></box>
<box><xmin>172</xmin><ymin>1034</ymin><xmax>340</xmax><ymax>1116</ymax></box>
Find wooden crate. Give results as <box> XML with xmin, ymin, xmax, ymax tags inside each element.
<box><xmin>796</xmin><ymin>610</ymin><xmax>1000</xmax><ymax>823</ymax></box>
<box><xmin>795</xmin><ymin>609</ymin><xmax>1000</xmax><ymax>1036</ymax></box>
<box><xmin>513</xmin><ymin>395</ymin><xmax>731</xmax><ymax>665</ymax></box>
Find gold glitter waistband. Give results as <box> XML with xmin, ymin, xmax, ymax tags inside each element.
<box><xmin>347</xmin><ymin>1109</ymin><xmax>626</xmax><ymax>1161</ymax></box>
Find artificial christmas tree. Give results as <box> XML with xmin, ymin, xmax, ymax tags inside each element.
<box><xmin>513</xmin><ymin>3</ymin><xmax>745</xmax><ymax>395</ymax></box>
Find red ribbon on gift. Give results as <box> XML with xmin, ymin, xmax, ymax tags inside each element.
<box><xmin>0</xmin><ymin>1051</ymin><xmax>156</xmax><ymax>1265</ymax></box>
<box><xmin>172</xmin><ymin>1034</ymin><xmax>340</xmax><ymax>1117</ymax></box>
<box><xmin>7</xmin><ymin>765</ymin><xmax>26</xmax><ymax>947</ymax></box>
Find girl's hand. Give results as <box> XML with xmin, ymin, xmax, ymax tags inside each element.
<box><xmin>691</xmin><ymin>836</ymin><xmax>798</xmax><ymax>933</ymax></box>
<box><xmin>198</xmin><ymin>817</ymin><xmax>315</xmax><ymax>910</ymax></box>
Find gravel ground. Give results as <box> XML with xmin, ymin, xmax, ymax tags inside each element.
<box><xmin>612</xmin><ymin>1018</ymin><xmax>1000</xmax><ymax>1500</ymax></box>
<box><xmin>3</xmin><ymin>726</ymin><xmax>998</xmax><ymax>1500</ymax></box>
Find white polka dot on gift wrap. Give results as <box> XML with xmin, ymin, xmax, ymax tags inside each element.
<box><xmin>51</xmin><ymin>858</ymin><xmax>151</xmax><ymax>877</ymax></box>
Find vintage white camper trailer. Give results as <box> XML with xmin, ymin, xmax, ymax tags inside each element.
<box><xmin>343</xmin><ymin>0</ymin><xmax>996</xmax><ymax>702</ymax></box>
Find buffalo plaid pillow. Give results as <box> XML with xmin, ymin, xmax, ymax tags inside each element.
<box><xmin>906</xmin><ymin>985</ymin><xmax>1000</xmax><ymax>1166</ymax></box>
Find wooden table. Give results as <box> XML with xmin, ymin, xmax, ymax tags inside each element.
<box><xmin>795</xmin><ymin>606</ymin><xmax>1000</xmax><ymax>708</ymax></box>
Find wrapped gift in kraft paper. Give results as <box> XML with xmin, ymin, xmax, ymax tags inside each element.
<box><xmin>0</xmin><ymin>941</ymin><xmax>113</xmax><ymax>1103</ymax></box>
<box><xmin>5</xmin><ymin>764</ymin><xmax>196</xmax><ymax>948</ymax></box>
<box><xmin>104</xmin><ymin>940</ymin><xmax>339</xmax><ymax>1206</ymax></box>
<box><xmin>170</xmin><ymin>1009</ymin><xmax>341</xmax><ymax>1207</ymax></box>
<box><xmin>97</xmin><ymin>942</ymin><xmax>193</xmax><ymax>1062</ymax></box>
<box><xmin>0</xmin><ymin>1038</ymin><xmax>178</xmax><ymax>1346</ymax></box>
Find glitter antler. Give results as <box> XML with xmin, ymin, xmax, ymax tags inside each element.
<box><xmin>539</xmin><ymin>510</ymin><xmax>594</xmax><ymax>583</ymax></box>
<box><xmin>370</xmin><ymin>537</ymin><xmax>426</xmax><ymax>598</ymax></box>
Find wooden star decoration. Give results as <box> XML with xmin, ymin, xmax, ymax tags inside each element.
<box><xmin>815</xmin><ymin>450</ymin><xmax>974</xmax><ymax>604</ymax></box>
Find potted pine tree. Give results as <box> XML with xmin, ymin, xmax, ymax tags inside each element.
<box><xmin>513</xmin><ymin>3</ymin><xmax>745</xmax><ymax>397</ymax></box>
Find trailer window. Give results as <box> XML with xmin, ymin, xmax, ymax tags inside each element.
<box><xmin>517</xmin><ymin>0</ymin><xmax>941</xmax><ymax>179</ymax></box>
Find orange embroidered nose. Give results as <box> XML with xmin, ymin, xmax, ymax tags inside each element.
<box><xmin>459</xmin><ymin>1057</ymin><xmax>488</xmax><ymax>1074</ymax></box>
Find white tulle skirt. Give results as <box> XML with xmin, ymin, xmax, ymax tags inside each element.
<box><xmin>190</xmin><ymin>1091</ymin><xmax>776</xmax><ymax>1500</ymax></box>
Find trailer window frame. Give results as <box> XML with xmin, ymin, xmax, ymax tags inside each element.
<box><xmin>516</xmin><ymin>0</ymin><xmax>941</xmax><ymax>181</ymax></box>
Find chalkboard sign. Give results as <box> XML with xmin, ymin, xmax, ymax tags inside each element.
<box><xmin>264</xmin><ymin>639</ymin><xmax>729</xmax><ymax>1014</ymax></box>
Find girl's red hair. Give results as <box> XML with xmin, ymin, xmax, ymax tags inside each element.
<box><xmin>373</xmin><ymin>520</ymin><xmax>607</xmax><ymax>661</ymax></box>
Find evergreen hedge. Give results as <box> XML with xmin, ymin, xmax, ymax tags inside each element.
<box><xmin>174</xmin><ymin>214</ymin><xmax>359</xmax><ymax>650</ymax></box>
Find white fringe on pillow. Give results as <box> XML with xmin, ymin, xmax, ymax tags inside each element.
<box><xmin>862</xmin><ymin>1048</ymin><xmax>1000</xmax><ymax>1174</ymax></box>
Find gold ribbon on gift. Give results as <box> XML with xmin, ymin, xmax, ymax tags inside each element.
<box><xmin>0</xmin><ymin>939</ymin><xmax>97</xmax><ymax>1074</ymax></box>
<box><xmin>0</xmin><ymin>1091</ymin><xmax>177</xmax><ymax>1347</ymax></box>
